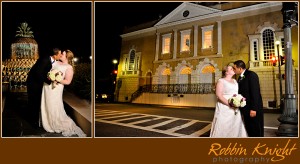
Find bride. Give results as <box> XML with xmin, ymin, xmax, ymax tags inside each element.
<box><xmin>210</xmin><ymin>63</ymin><xmax>247</xmax><ymax>137</ymax></box>
<box><xmin>40</xmin><ymin>49</ymin><xmax>86</xmax><ymax>137</ymax></box>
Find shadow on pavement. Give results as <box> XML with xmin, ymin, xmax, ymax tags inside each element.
<box><xmin>2</xmin><ymin>92</ymin><xmax>67</xmax><ymax>137</ymax></box>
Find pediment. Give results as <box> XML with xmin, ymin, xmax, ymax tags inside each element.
<box><xmin>155</xmin><ymin>2</ymin><xmax>222</xmax><ymax>26</ymax></box>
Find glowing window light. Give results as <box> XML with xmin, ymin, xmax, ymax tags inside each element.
<box><xmin>180</xmin><ymin>67</ymin><xmax>192</xmax><ymax>74</ymax></box>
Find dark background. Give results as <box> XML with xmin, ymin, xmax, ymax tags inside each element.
<box><xmin>2</xmin><ymin>2</ymin><xmax>91</xmax><ymax>62</ymax></box>
<box><xmin>95</xmin><ymin>2</ymin><xmax>182</xmax><ymax>96</ymax></box>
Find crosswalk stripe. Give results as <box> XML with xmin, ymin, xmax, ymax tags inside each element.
<box><xmin>165</xmin><ymin>120</ymin><xmax>198</xmax><ymax>133</ymax></box>
<box><xmin>95</xmin><ymin>112</ymin><xmax>129</xmax><ymax>117</ymax></box>
<box><xmin>100</xmin><ymin>113</ymin><xmax>139</xmax><ymax>120</ymax></box>
<box><xmin>127</xmin><ymin>117</ymin><xmax>162</xmax><ymax>125</ymax></box>
<box><xmin>186</xmin><ymin>124</ymin><xmax>212</xmax><ymax>137</ymax></box>
<box><xmin>264</xmin><ymin>126</ymin><xmax>278</xmax><ymax>130</ymax></box>
<box><xmin>146</xmin><ymin>119</ymin><xmax>180</xmax><ymax>129</ymax></box>
<box><xmin>112</xmin><ymin>115</ymin><xmax>151</xmax><ymax>122</ymax></box>
<box><xmin>95</xmin><ymin>110</ymin><xmax>121</xmax><ymax>114</ymax></box>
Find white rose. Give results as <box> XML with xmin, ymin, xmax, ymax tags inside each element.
<box><xmin>48</xmin><ymin>72</ymin><xmax>56</xmax><ymax>81</ymax></box>
<box><xmin>56</xmin><ymin>74</ymin><xmax>63</xmax><ymax>82</ymax></box>
<box><xmin>240</xmin><ymin>101</ymin><xmax>246</xmax><ymax>107</ymax></box>
<box><xmin>233</xmin><ymin>98</ymin><xmax>241</xmax><ymax>107</ymax></box>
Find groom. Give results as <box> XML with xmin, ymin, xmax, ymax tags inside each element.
<box><xmin>233</xmin><ymin>60</ymin><xmax>264</xmax><ymax>137</ymax></box>
<box><xmin>26</xmin><ymin>48</ymin><xmax>62</xmax><ymax>128</ymax></box>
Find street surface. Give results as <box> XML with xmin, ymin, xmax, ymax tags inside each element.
<box><xmin>95</xmin><ymin>103</ymin><xmax>280</xmax><ymax>137</ymax></box>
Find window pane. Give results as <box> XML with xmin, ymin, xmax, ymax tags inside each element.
<box><xmin>129</xmin><ymin>50</ymin><xmax>135</xmax><ymax>70</ymax></box>
<box><xmin>182</xmin><ymin>34</ymin><xmax>190</xmax><ymax>51</ymax></box>
<box><xmin>253</xmin><ymin>41</ymin><xmax>258</xmax><ymax>61</ymax></box>
<box><xmin>163</xmin><ymin>37</ymin><xmax>170</xmax><ymax>54</ymax></box>
<box><xmin>262</xmin><ymin>29</ymin><xmax>275</xmax><ymax>60</ymax></box>
<box><xmin>204</xmin><ymin>31</ymin><xmax>212</xmax><ymax>48</ymax></box>
<box><xmin>281</xmin><ymin>38</ymin><xmax>285</xmax><ymax>55</ymax></box>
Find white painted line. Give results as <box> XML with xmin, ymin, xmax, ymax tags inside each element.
<box><xmin>100</xmin><ymin>113</ymin><xmax>139</xmax><ymax>120</ymax></box>
<box><xmin>146</xmin><ymin>119</ymin><xmax>180</xmax><ymax>129</ymax></box>
<box><xmin>186</xmin><ymin>124</ymin><xmax>212</xmax><ymax>137</ymax></box>
<box><xmin>128</xmin><ymin>117</ymin><xmax>162</xmax><ymax>125</ymax></box>
<box><xmin>264</xmin><ymin>126</ymin><xmax>278</xmax><ymax>130</ymax></box>
<box><xmin>112</xmin><ymin>115</ymin><xmax>151</xmax><ymax>122</ymax></box>
<box><xmin>165</xmin><ymin>120</ymin><xmax>198</xmax><ymax>133</ymax></box>
<box><xmin>95</xmin><ymin>110</ymin><xmax>121</xmax><ymax>113</ymax></box>
<box><xmin>95</xmin><ymin>112</ymin><xmax>129</xmax><ymax>117</ymax></box>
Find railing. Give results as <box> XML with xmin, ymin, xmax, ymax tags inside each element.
<box><xmin>251</xmin><ymin>60</ymin><xmax>281</xmax><ymax>67</ymax></box>
<box><xmin>131</xmin><ymin>83</ymin><xmax>215</xmax><ymax>102</ymax></box>
<box><xmin>131</xmin><ymin>86</ymin><xmax>144</xmax><ymax>102</ymax></box>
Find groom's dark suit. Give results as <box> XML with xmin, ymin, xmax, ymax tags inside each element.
<box><xmin>238</xmin><ymin>69</ymin><xmax>264</xmax><ymax>137</ymax></box>
<box><xmin>26</xmin><ymin>56</ymin><xmax>53</xmax><ymax>128</ymax></box>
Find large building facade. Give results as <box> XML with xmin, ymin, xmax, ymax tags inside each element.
<box><xmin>116</xmin><ymin>2</ymin><xmax>298</xmax><ymax>109</ymax></box>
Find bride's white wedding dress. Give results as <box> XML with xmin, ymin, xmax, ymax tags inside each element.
<box><xmin>41</xmin><ymin>62</ymin><xmax>86</xmax><ymax>137</ymax></box>
<box><xmin>210</xmin><ymin>78</ymin><xmax>248</xmax><ymax>137</ymax></box>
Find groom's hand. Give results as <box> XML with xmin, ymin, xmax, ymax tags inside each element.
<box><xmin>250</xmin><ymin>110</ymin><xmax>256</xmax><ymax>117</ymax></box>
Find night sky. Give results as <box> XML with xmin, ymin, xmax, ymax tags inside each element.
<box><xmin>95</xmin><ymin>2</ymin><xmax>182</xmax><ymax>79</ymax></box>
<box><xmin>2</xmin><ymin>2</ymin><xmax>91</xmax><ymax>62</ymax></box>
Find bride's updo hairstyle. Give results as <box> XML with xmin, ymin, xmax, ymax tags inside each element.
<box><xmin>221</xmin><ymin>63</ymin><xmax>234</xmax><ymax>78</ymax></box>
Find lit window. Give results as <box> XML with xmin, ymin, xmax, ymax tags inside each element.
<box><xmin>128</xmin><ymin>50</ymin><xmax>135</xmax><ymax>70</ymax></box>
<box><xmin>262</xmin><ymin>29</ymin><xmax>275</xmax><ymax>60</ymax></box>
<box><xmin>162</xmin><ymin>68</ymin><xmax>171</xmax><ymax>75</ymax></box>
<box><xmin>180</xmin><ymin>29</ymin><xmax>191</xmax><ymax>52</ymax></box>
<box><xmin>201</xmin><ymin>25</ymin><xmax>214</xmax><ymax>49</ymax></box>
<box><xmin>201</xmin><ymin>65</ymin><xmax>215</xmax><ymax>73</ymax></box>
<box><xmin>180</xmin><ymin>67</ymin><xmax>192</xmax><ymax>74</ymax></box>
<box><xmin>162</xmin><ymin>33</ymin><xmax>172</xmax><ymax>54</ymax></box>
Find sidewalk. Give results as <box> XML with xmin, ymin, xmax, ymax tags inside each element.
<box><xmin>2</xmin><ymin>91</ymin><xmax>76</xmax><ymax>137</ymax></box>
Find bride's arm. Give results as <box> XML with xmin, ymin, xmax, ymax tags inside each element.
<box><xmin>215</xmin><ymin>80</ymin><xmax>230</xmax><ymax>106</ymax></box>
<box><xmin>59</xmin><ymin>66</ymin><xmax>74</xmax><ymax>85</ymax></box>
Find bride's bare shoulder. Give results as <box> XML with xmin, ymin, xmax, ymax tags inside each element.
<box><xmin>67</xmin><ymin>64</ymin><xmax>73</xmax><ymax>70</ymax></box>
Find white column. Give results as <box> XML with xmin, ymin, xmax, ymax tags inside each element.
<box><xmin>173</xmin><ymin>29</ymin><xmax>177</xmax><ymax>59</ymax></box>
<box><xmin>217</xmin><ymin>21</ymin><xmax>222</xmax><ymax>55</ymax></box>
<box><xmin>155</xmin><ymin>33</ymin><xmax>160</xmax><ymax>61</ymax></box>
<box><xmin>258</xmin><ymin>37</ymin><xmax>264</xmax><ymax>67</ymax></box>
<box><xmin>193</xmin><ymin>25</ymin><xmax>198</xmax><ymax>57</ymax></box>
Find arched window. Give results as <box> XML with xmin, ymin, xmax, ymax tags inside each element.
<box><xmin>160</xmin><ymin>68</ymin><xmax>171</xmax><ymax>84</ymax></box>
<box><xmin>262</xmin><ymin>29</ymin><xmax>275</xmax><ymax>60</ymax></box>
<box><xmin>129</xmin><ymin>50</ymin><xmax>136</xmax><ymax>70</ymax></box>
<box><xmin>179</xmin><ymin>67</ymin><xmax>191</xmax><ymax>84</ymax></box>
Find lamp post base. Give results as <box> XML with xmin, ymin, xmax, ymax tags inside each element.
<box><xmin>276</xmin><ymin>123</ymin><xmax>298</xmax><ymax>137</ymax></box>
<box><xmin>276</xmin><ymin>94</ymin><xmax>298</xmax><ymax>137</ymax></box>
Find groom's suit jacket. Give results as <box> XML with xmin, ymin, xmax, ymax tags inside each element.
<box><xmin>238</xmin><ymin>69</ymin><xmax>263</xmax><ymax>112</ymax></box>
<box><xmin>238</xmin><ymin>69</ymin><xmax>264</xmax><ymax>137</ymax></box>
<box><xmin>27</xmin><ymin>55</ymin><xmax>53</xmax><ymax>92</ymax></box>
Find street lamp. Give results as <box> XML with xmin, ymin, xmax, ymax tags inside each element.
<box><xmin>112</xmin><ymin>59</ymin><xmax>118</xmax><ymax>70</ymax></box>
<box><xmin>276</xmin><ymin>2</ymin><xmax>298</xmax><ymax>137</ymax></box>
<box><xmin>275</xmin><ymin>40</ymin><xmax>283</xmax><ymax>111</ymax></box>
<box><xmin>112</xmin><ymin>59</ymin><xmax>118</xmax><ymax>102</ymax></box>
<box><xmin>73</xmin><ymin>57</ymin><xmax>79</xmax><ymax>63</ymax></box>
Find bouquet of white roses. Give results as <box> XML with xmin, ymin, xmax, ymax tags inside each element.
<box><xmin>228</xmin><ymin>94</ymin><xmax>246</xmax><ymax>115</ymax></box>
<box><xmin>47</xmin><ymin>69</ymin><xmax>63</xmax><ymax>89</ymax></box>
